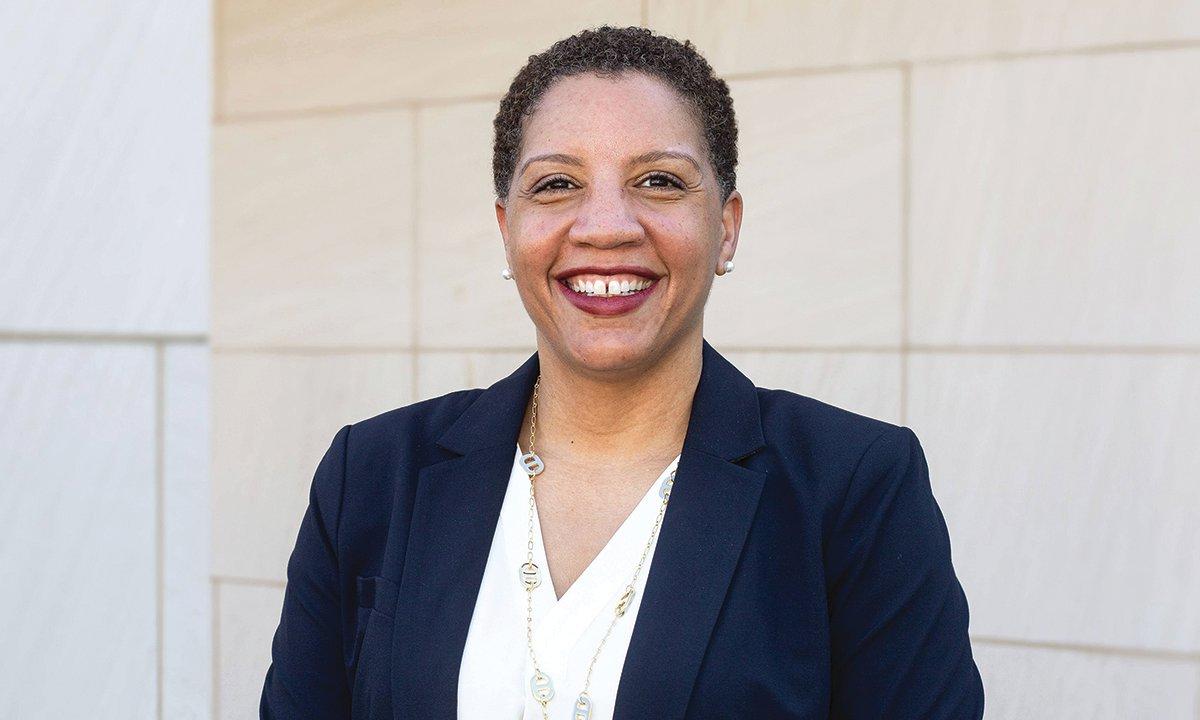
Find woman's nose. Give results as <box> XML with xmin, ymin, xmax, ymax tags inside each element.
<box><xmin>567</xmin><ymin>183</ymin><xmax>644</xmax><ymax>248</ymax></box>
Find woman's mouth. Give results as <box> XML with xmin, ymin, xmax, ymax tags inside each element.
<box><xmin>557</xmin><ymin>273</ymin><xmax>661</xmax><ymax>317</ymax></box>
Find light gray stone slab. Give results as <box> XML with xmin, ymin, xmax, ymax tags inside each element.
<box><xmin>910</xmin><ymin>50</ymin><xmax>1200</xmax><ymax>346</ymax></box>
<box><xmin>0</xmin><ymin>1</ymin><xmax>209</xmax><ymax>335</ymax></box>
<box><xmin>974</xmin><ymin>641</ymin><xmax>1199</xmax><ymax>719</ymax></box>
<box><xmin>0</xmin><ymin>342</ymin><xmax>156</xmax><ymax>717</ymax></box>
<box><xmin>163</xmin><ymin>343</ymin><xmax>212</xmax><ymax>719</ymax></box>
<box><xmin>908</xmin><ymin>353</ymin><xmax>1200</xmax><ymax>652</ymax></box>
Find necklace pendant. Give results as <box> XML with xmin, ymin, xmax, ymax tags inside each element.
<box><xmin>530</xmin><ymin>670</ymin><xmax>554</xmax><ymax>702</ymax></box>
<box><xmin>659</xmin><ymin>469</ymin><xmax>675</xmax><ymax>499</ymax></box>
<box><xmin>574</xmin><ymin>693</ymin><xmax>593</xmax><ymax>719</ymax></box>
<box><xmin>520</xmin><ymin>451</ymin><xmax>545</xmax><ymax>477</ymax></box>
<box><xmin>519</xmin><ymin>561</ymin><xmax>541</xmax><ymax>590</ymax></box>
<box><xmin>614</xmin><ymin>585</ymin><xmax>635</xmax><ymax>617</ymax></box>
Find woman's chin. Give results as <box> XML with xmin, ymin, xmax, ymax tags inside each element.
<box><xmin>559</xmin><ymin>333</ymin><xmax>658</xmax><ymax>371</ymax></box>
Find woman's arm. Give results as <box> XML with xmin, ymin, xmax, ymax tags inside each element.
<box><xmin>825</xmin><ymin>425</ymin><xmax>985</xmax><ymax>718</ymax></box>
<box><xmin>260</xmin><ymin>424</ymin><xmax>354</xmax><ymax>719</ymax></box>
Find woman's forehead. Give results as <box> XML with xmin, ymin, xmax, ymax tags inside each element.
<box><xmin>521</xmin><ymin>71</ymin><xmax>705</xmax><ymax>155</ymax></box>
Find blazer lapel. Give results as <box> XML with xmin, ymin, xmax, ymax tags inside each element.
<box><xmin>390</xmin><ymin>350</ymin><xmax>539</xmax><ymax>717</ymax></box>
<box><xmin>389</xmin><ymin>340</ymin><xmax>767</xmax><ymax>719</ymax></box>
<box><xmin>612</xmin><ymin>340</ymin><xmax>767</xmax><ymax>719</ymax></box>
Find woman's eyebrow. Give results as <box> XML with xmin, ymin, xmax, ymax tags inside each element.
<box><xmin>519</xmin><ymin>150</ymin><xmax>702</xmax><ymax>176</ymax></box>
<box><xmin>629</xmin><ymin>150</ymin><xmax>702</xmax><ymax>174</ymax></box>
<box><xmin>519</xmin><ymin>153</ymin><xmax>584</xmax><ymax>176</ymax></box>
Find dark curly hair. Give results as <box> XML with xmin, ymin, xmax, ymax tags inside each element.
<box><xmin>492</xmin><ymin>25</ymin><xmax>738</xmax><ymax>204</ymax></box>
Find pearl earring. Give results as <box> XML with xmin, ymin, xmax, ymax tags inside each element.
<box><xmin>722</xmin><ymin>260</ymin><xmax>735</xmax><ymax>275</ymax></box>
<box><xmin>501</xmin><ymin>267</ymin><xmax>513</xmax><ymax>280</ymax></box>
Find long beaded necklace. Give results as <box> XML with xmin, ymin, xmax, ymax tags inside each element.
<box><xmin>518</xmin><ymin>374</ymin><xmax>677</xmax><ymax>719</ymax></box>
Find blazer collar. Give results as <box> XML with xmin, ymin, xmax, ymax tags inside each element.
<box><xmin>436</xmin><ymin>338</ymin><xmax>765</xmax><ymax>462</ymax></box>
<box><xmin>391</xmin><ymin>338</ymin><xmax>768</xmax><ymax>718</ymax></box>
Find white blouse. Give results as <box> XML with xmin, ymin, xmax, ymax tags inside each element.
<box><xmin>457</xmin><ymin>443</ymin><xmax>681</xmax><ymax>719</ymax></box>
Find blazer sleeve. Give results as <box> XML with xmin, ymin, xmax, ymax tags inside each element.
<box><xmin>260</xmin><ymin>424</ymin><xmax>353</xmax><ymax>719</ymax></box>
<box><xmin>824</xmin><ymin>425</ymin><xmax>984</xmax><ymax>719</ymax></box>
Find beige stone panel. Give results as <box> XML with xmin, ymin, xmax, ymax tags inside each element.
<box><xmin>213</xmin><ymin>111</ymin><xmax>414</xmax><ymax>349</ymax></box>
<box><xmin>416</xmin><ymin>350</ymin><xmax>535</xmax><ymax>402</ymax></box>
<box><xmin>910</xmin><ymin>50</ymin><xmax>1200</xmax><ymax>346</ymax></box>
<box><xmin>219</xmin><ymin>0</ymin><xmax>642</xmax><ymax>116</ymax></box>
<box><xmin>416</xmin><ymin>101</ymin><xmax>537</xmax><ymax>348</ymax></box>
<box><xmin>648</xmin><ymin>1</ymin><xmax>1200</xmax><ymax>75</ymax></box>
<box><xmin>705</xmin><ymin>71</ymin><xmax>903</xmax><ymax>347</ymax></box>
<box><xmin>907</xmin><ymin>353</ymin><xmax>1200</xmax><ymax>652</ymax></box>
<box><xmin>973</xmin><ymin>642</ymin><xmax>1199</xmax><ymax>719</ymax></box>
<box><xmin>212</xmin><ymin>351</ymin><xmax>413</xmax><ymax>581</ymax></box>
<box><xmin>725</xmin><ymin>350</ymin><xmax>902</xmax><ymax>424</ymax></box>
<box><xmin>217</xmin><ymin>581</ymin><xmax>284</xmax><ymax>720</ymax></box>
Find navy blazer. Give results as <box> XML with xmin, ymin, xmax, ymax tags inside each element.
<box><xmin>260</xmin><ymin>339</ymin><xmax>984</xmax><ymax>719</ymax></box>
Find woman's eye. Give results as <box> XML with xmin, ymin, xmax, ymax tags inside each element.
<box><xmin>532</xmin><ymin>173</ymin><xmax>683</xmax><ymax>193</ymax></box>
<box><xmin>533</xmin><ymin>176</ymin><xmax>575</xmax><ymax>193</ymax></box>
<box><xmin>639</xmin><ymin>173</ymin><xmax>684</xmax><ymax>190</ymax></box>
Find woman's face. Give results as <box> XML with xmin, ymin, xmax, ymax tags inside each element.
<box><xmin>495</xmin><ymin>70</ymin><xmax>741</xmax><ymax>374</ymax></box>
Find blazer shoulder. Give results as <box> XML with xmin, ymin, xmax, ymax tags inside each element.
<box><xmin>343</xmin><ymin>387</ymin><xmax>485</xmax><ymax>459</ymax></box>
<box><xmin>319</xmin><ymin>388</ymin><xmax>487</xmax><ymax>545</ymax></box>
<box><xmin>756</xmin><ymin>386</ymin><xmax>902</xmax><ymax>446</ymax></box>
<box><xmin>753</xmin><ymin>386</ymin><xmax>916</xmax><ymax>481</ymax></box>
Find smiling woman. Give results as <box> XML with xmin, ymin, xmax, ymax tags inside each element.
<box><xmin>259</xmin><ymin>25</ymin><xmax>983</xmax><ymax>720</ymax></box>
<box><xmin>496</xmin><ymin>67</ymin><xmax>736</xmax><ymax>368</ymax></box>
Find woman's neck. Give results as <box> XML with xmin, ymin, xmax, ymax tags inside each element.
<box><xmin>520</xmin><ymin>335</ymin><xmax>702</xmax><ymax>466</ymax></box>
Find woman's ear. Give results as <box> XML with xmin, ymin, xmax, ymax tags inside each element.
<box><xmin>495</xmin><ymin>197</ymin><xmax>513</xmax><ymax>254</ymax></box>
<box><xmin>718</xmin><ymin>189</ymin><xmax>743</xmax><ymax>267</ymax></box>
<box><xmin>495</xmin><ymin>197</ymin><xmax>509</xmax><ymax>240</ymax></box>
<box><xmin>495</xmin><ymin>197</ymin><xmax>516</xmax><ymax>274</ymax></box>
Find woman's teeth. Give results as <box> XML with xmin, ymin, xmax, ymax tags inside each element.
<box><xmin>565</xmin><ymin>276</ymin><xmax>654</xmax><ymax>297</ymax></box>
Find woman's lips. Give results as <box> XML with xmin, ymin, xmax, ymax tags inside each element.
<box><xmin>557</xmin><ymin>277</ymin><xmax>660</xmax><ymax>317</ymax></box>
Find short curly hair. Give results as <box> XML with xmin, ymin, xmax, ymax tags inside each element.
<box><xmin>492</xmin><ymin>25</ymin><xmax>738</xmax><ymax>204</ymax></box>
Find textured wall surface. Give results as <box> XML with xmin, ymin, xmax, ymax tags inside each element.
<box><xmin>212</xmin><ymin>2</ymin><xmax>1200</xmax><ymax>717</ymax></box>
<box><xmin>0</xmin><ymin>1</ymin><xmax>211</xmax><ymax>717</ymax></box>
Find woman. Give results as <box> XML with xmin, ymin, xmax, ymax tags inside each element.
<box><xmin>260</xmin><ymin>25</ymin><xmax>983</xmax><ymax>720</ymax></box>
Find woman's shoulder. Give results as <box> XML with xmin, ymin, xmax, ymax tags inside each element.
<box><xmin>324</xmin><ymin>388</ymin><xmax>488</xmax><ymax>491</ymax></box>
<box><xmin>752</xmin><ymin>386</ymin><xmax>922</xmax><ymax>493</ymax></box>
<box><xmin>753</xmin><ymin>387</ymin><xmax>936</xmax><ymax>553</ymax></box>
<box><xmin>349</xmin><ymin>388</ymin><xmax>485</xmax><ymax>447</ymax></box>
<box><xmin>755</xmin><ymin>386</ymin><xmax>909</xmax><ymax>453</ymax></box>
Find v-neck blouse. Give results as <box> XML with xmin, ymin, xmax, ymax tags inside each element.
<box><xmin>457</xmin><ymin>444</ymin><xmax>682</xmax><ymax>719</ymax></box>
